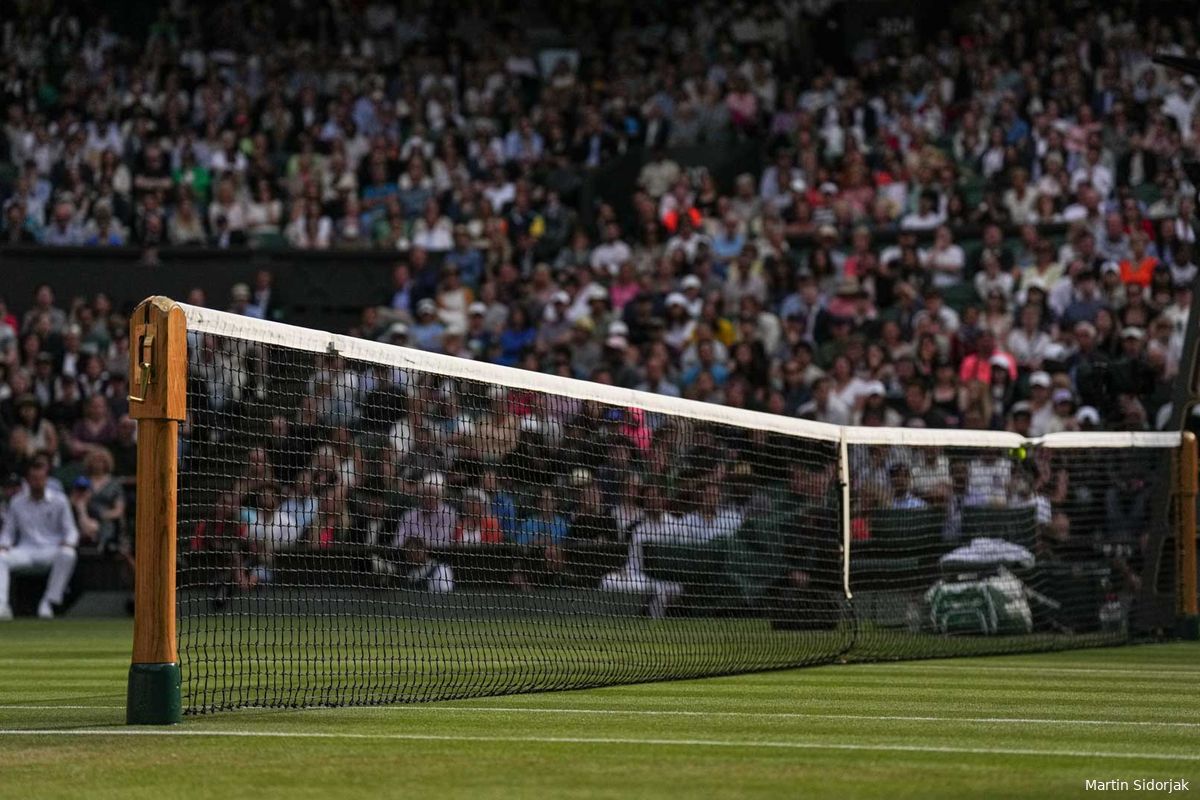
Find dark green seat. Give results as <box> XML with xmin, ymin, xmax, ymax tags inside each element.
<box><xmin>642</xmin><ymin>540</ymin><xmax>725</xmax><ymax>586</ymax></box>
<box><xmin>941</xmin><ymin>282</ymin><xmax>980</xmax><ymax>313</ymax></box>
<box><xmin>851</xmin><ymin>508</ymin><xmax>947</xmax><ymax>591</ymax></box>
<box><xmin>960</xmin><ymin>506</ymin><xmax>1038</xmax><ymax>550</ymax></box>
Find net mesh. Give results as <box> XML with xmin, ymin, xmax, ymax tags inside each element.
<box><xmin>173</xmin><ymin>307</ymin><xmax>1182</xmax><ymax>713</ymax></box>
<box><xmin>845</xmin><ymin>441</ymin><xmax>1169</xmax><ymax>659</ymax></box>
<box><xmin>178</xmin><ymin>327</ymin><xmax>849</xmax><ymax>712</ymax></box>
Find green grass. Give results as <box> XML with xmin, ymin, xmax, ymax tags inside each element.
<box><xmin>1</xmin><ymin>619</ymin><xmax>1198</xmax><ymax>799</ymax></box>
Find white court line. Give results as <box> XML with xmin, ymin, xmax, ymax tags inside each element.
<box><xmin>795</xmin><ymin>664</ymin><xmax>1200</xmax><ymax>678</ymax></box>
<box><xmin>0</xmin><ymin>705</ymin><xmax>120</xmax><ymax>711</ymax></box>
<box><xmin>1</xmin><ymin>727</ymin><xmax>1196</xmax><ymax>762</ymax></box>
<box><xmin>365</xmin><ymin>706</ymin><xmax>1200</xmax><ymax>728</ymax></box>
<box><xmin>4</xmin><ymin>704</ymin><xmax>1199</xmax><ymax>730</ymax></box>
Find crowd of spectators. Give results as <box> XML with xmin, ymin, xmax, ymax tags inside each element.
<box><xmin>3</xmin><ymin>2</ymin><xmax>1196</xmax><ymax>434</ymax></box>
<box><xmin>0</xmin><ymin>2</ymin><xmax>1197</xmax><ymax>617</ymax></box>
<box><xmin>0</xmin><ymin>283</ymin><xmax>133</xmax><ymax>573</ymax></box>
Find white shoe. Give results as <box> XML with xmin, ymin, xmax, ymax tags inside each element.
<box><xmin>0</xmin><ymin>606</ymin><xmax>12</xmax><ymax>621</ymax></box>
<box><xmin>37</xmin><ymin>599</ymin><xmax>54</xmax><ymax>619</ymax></box>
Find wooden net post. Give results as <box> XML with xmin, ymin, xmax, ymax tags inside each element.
<box><xmin>125</xmin><ymin>297</ymin><xmax>187</xmax><ymax>724</ymax></box>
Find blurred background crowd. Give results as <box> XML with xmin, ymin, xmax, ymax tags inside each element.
<box><xmin>1</xmin><ymin>1</ymin><xmax>1200</xmax><ymax>562</ymax></box>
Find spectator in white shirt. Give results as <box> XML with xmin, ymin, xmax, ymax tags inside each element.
<box><xmin>590</xmin><ymin>222</ymin><xmax>632</xmax><ymax>275</ymax></box>
<box><xmin>887</xmin><ymin>463</ymin><xmax>928</xmax><ymax>510</ymax></box>
<box><xmin>900</xmin><ymin>190</ymin><xmax>945</xmax><ymax>230</ymax></box>
<box><xmin>682</xmin><ymin>482</ymin><xmax>743</xmax><ymax>543</ymax></box>
<box><xmin>599</xmin><ymin>483</ymin><xmax>686</xmax><ymax>619</ymax></box>
<box><xmin>0</xmin><ymin>458</ymin><xmax>79</xmax><ymax>620</ymax></box>
<box><xmin>796</xmin><ymin>377</ymin><xmax>852</xmax><ymax>425</ymax></box>
<box><xmin>1006</xmin><ymin>304</ymin><xmax>1053</xmax><ymax>370</ymax></box>
<box><xmin>921</xmin><ymin>225</ymin><xmax>965</xmax><ymax>289</ymax></box>
<box><xmin>974</xmin><ymin>250</ymin><xmax>1015</xmax><ymax>303</ymax></box>
<box><xmin>394</xmin><ymin>473</ymin><xmax>458</xmax><ymax>548</ymax></box>
<box><xmin>1070</xmin><ymin>146</ymin><xmax>1114</xmax><ymax>199</ymax></box>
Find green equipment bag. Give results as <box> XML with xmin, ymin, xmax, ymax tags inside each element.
<box><xmin>924</xmin><ymin>569</ymin><xmax>1033</xmax><ymax>635</ymax></box>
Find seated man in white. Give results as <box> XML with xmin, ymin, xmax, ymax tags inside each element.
<box><xmin>680</xmin><ymin>481</ymin><xmax>743</xmax><ymax>543</ymax></box>
<box><xmin>0</xmin><ymin>457</ymin><xmax>80</xmax><ymax>620</ymax></box>
<box><xmin>599</xmin><ymin>484</ymin><xmax>686</xmax><ymax>619</ymax></box>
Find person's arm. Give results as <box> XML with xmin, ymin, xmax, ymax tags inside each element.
<box><xmin>71</xmin><ymin>492</ymin><xmax>100</xmax><ymax>543</ymax></box>
<box><xmin>102</xmin><ymin>489</ymin><xmax>126</xmax><ymax>522</ymax></box>
<box><xmin>43</xmin><ymin>422</ymin><xmax>59</xmax><ymax>455</ymax></box>
<box><xmin>60</xmin><ymin>495</ymin><xmax>80</xmax><ymax>549</ymax></box>
<box><xmin>0</xmin><ymin>504</ymin><xmax>15</xmax><ymax>550</ymax></box>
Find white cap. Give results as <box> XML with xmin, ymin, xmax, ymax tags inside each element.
<box><xmin>665</xmin><ymin>292</ymin><xmax>689</xmax><ymax>308</ymax></box>
<box><xmin>1029</xmin><ymin>371</ymin><xmax>1051</xmax><ymax>388</ymax></box>
<box><xmin>1121</xmin><ymin>326</ymin><xmax>1145</xmax><ymax>340</ymax></box>
<box><xmin>416</xmin><ymin>298</ymin><xmax>437</xmax><ymax>314</ymax></box>
<box><xmin>586</xmin><ymin>284</ymin><xmax>609</xmax><ymax>301</ymax></box>
<box><xmin>608</xmin><ymin>320</ymin><xmax>629</xmax><ymax>337</ymax></box>
<box><xmin>552</xmin><ymin>290</ymin><xmax>570</xmax><ymax>305</ymax></box>
<box><xmin>989</xmin><ymin>354</ymin><xmax>1010</xmax><ymax>369</ymax></box>
<box><xmin>468</xmin><ymin>302</ymin><xmax>488</xmax><ymax>316</ymax></box>
<box><xmin>382</xmin><ymin>321</ymin><xmax>409</xmax><ymax>339</ymax></box>
<box><xmin>681</xmin><ymin>275</ymin><xmax>702</xmax><ymax>290</ymax></box>
<box><xmin>1052</xmin><ymin>388</ymin><xmax>1074</xmax><ymax>404</ymax></box>
<box><xmin>864</xmin><ymin>380</ymin><xmax>886</xmax><ymax>397</ymax></box>
<box><xmin>1101</xmin><ymin>260</ymin><xmax>1120</xmax><ymax>275</ymax></box>
<box><xmin>605</xmin><ymin>335</ymin><xmax>629</xmax><ymax>350</ymax></box>
<box><xmin>1075</xmin><ymin>406</ymin><xmax>1101</xmax><ymax>426</ymax></box>
<box><xmin>1043</xmin><ymin>342</ymin><xmax>1068</xmax><ymax>361</ymax></box>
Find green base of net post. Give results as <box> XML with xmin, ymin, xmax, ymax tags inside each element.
<box><xmin>1177</xmin><ymin>615</ymin><xmax>1200</xmax><ymax>641</ymax></box>
<box><xmin>126</xmin><ymin>663</ymin><xmax>182</xmax><ymax>724</ymax></box>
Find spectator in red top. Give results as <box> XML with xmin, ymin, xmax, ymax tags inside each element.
<box><xmin>958</xmin><ymin>332</ymin><xmax>1016</xmax><ymax>385</ymax></box>
<box><xmin>1119</xmin><ymin>231</ymin><xmax>1158</xmax><ymax>287</ymax></box>
<box><xmin>454</xmin><ymin>490</ymin><xmax>502</xmax><ymax>545</ymax></box>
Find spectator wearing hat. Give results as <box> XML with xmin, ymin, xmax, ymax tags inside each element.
<box><xmin>567</xmin><ymin>318</ymin><xmax>602</xmax><ymax>378</ymax></box>
<box><xmin>662</xmin><ymin>294</ymin><xmax>696</xmax><ymax>354</ymax></box>
<box><xmin>1098</xmin><ymin>260</ymin><xmax>1127</xmax><ymax>308</ymax></box>
<box><xmin>958</xmin><ymin>332</ymin><xmax>1016</xmax><ymax>386</ymax></box>
<box><xmin>1026</xmin><ymin>371</ymin><xmax>1056</xmax><ymax>436</ymax></box>
<box><xmin>1075</xmin><ymin>406</ymin><xmax>1102</xmax><ymax>431</ymax></box>
<box><xmin>463</xmin><ymin>303</ymin><xmax>494</xmax><ymax>360</ymax></box>
<box><xmin>854</xmin><ymin>381</ymin><xmax>902</xmax><ymax>427</ymax></box>
<box><xmin>537</xmin><ymin>291</ymin><xmax>574</xmax><ymax>349</ymax></box>
<box><xmin>395</xmin><ymin>473</ymin><xmax>457</xmax><ymax>550</ymax></box>
<box><xmin>410</xmin><ymin>298</ymin><xmax>447</xmax><ymax>353</ymax></box>
<box><xmin>1109</xmin><ymin>326</ymin><xmax>1153</xmax><ymax>398</ymax></box>
<box><xmin>376</xmin><ymin>324</ymin><xmax>411</xmax><ymax>358</ymax></box>
<box><xmin>1046</xmin><ymin>389</ymin><xmax>1078</xmax><ymax>434</ymax></box>
<box><xmin>1009</xmin><ymin>401</ymin><xmax>1034</xmax><ymax>437</ymax></box>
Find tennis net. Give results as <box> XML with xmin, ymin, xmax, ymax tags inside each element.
<box><xmin>135</xmin><ymin>300</ymin><xmax>1189</xmax><ymax>714</ymax></box>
